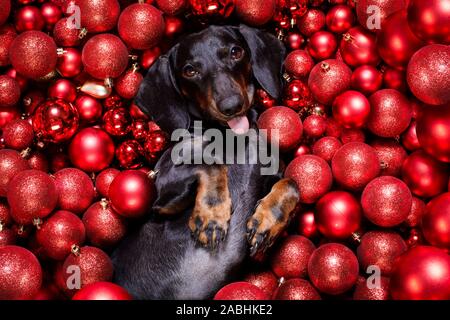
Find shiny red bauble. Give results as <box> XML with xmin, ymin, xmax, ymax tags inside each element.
<box><xmin>72</xmin><ymin>282</ymin><xmax>132</xmax><ymax>300</ymax></box>
<box><xmin>270</xmin><ymin>235</ymin><xmax>315</xmax><ymax>279</ymax></box>
<box><xmin>2</xmin><ymin>119</ymin><xmax>34</xmax><ymax>151</ymax></box>
<box><xmin>401</xmin><ymin>150</ymin><xmax>448</xmax><ymax>198</ymax></box>
<box><xmin>340</xmin><ymin>27</ymin><xmax>380</xmax><ymax>67</ymax></box>
<box><xmin>0</xmin><ymin>246</ymin><xmax>42</xmax><ymax>300</ymax></box>
<box><xmin>36</xmin><ymin>210</ymin><xmax>86</xmax><ymax>260</ymax></box>
<box><xmin>53</xmin><ymin>17</ymin><xmax>81</xmax><ymax>47</ymax></box>
<box><xmin>297</xmin><ymin>211</ymin><xmax>318</xmax><ymax>238</ymax></box>
<box><xmin>40</xmin><ymin>2</ymin><xmax>62</xmax><ymax>29</ymax></box>
<box><xmin>332</xmin><ymin>90</ymin><xmax>370</xmax><ymax>129</ymax></box>
<box><xmin>214</xmin><ymin>282</ymin><xmax>269</xmax><ymax>300</ymax></box>
<box><xmin>78</xmin><ymin>0</ymin><xmax>120</xmax><ymax>33</ymax></box>
<box><xmin>351</xmin><ymin>65</ymin><xmax>382</xmax><ymax>96</ymax></box>
<box><xmin>371</xmin><ymin>138</ymin><xmax>407</xmax><ymax>177</ymax></box>
<box><xmin>382</xmin><ymin>67</ymin><xmax>407</xmax><ymax>92</ymax></box>
<box><xmin>32</xmin><ymin>99</ymin><xmax>79</xmax><ymax>143</ymax></box>
<box><xmin>326</xmin><ymin>4</ymin><xmax>355</xmax><ymax>34</ymax></box>
<box><xmin>407</xmin><ymin>45</ymin><xmax>450</xmax><ymax>106</ymax></box>
<box><xmin>74</xmin><ymin>94</ymin><xmax>103</xmax><ymax>123</ymax></box>
<box><xmin>243</xmin><ymin>271</ymin><xmax>278</xmax><ymax>297</ymax></box>
<box><xmin>131</xmin><ymin>120</ymin><xmax>149</xmax><ymax>141</ymax></box>
<box><xmin>0</xmin><ymin>0</ymin><xmax>10</xmax><ymax>26</ymax></box>
<box><xmin>407</xmin><ymin>0</ymin><xmax>450</xmax><ymax>44</ymax></box>
<box><xmin>361</xmin><ymin>176</ymin><xmax>412</xmax><ymax>227</ymax></box>
<box><xmin>297</xmin><ymin>9</ymin><xmax>326</xmax><ymax>37</ymax></box>
<box><xmin>82</xmin><ymin>34</ymin><xmax>129</xmax><ymax>80</ymax></box>
<box><xmin>332</xmin><ymin>142</ymin><xmax>380</xmax><ymax>191</ymax></box>
<box><xmin>7</xmin><ymin>170</ymin><xmax>58</xmax><ymax>225</ymax></box>
<box><xmin>390</xmin><ymin>246</ymin><xmax>450</xmax><ymax>300</ymax></box>
<box><xmin>405</xmin><ymin>196</ymin><xmax>426</xmax><ymax>228</ymax></box>
<box><xmin>284</xmin><ymin>50</ymin><xmax>314</xmax><ymax>79</ymax></box>
<box><xmin>307</xmin><ymin>31</ymin><xmax>337</xmax><ymax>61</ymax></box>
<box><xmin>356</xmin><ymin>0</ymin><xmax>407</xmax><ymax>32</ymax></box>
<box><xmin>401</xmin><ymin>120</ymin><xmax>420</xmax><ymax>151</ymax></box>
<box><xmin>303</xmin><ymin>115</ymin><xmax>326</xmax><ymax>138</ymax></box>
<box><xmin>353</xmin><ymin>276</ymin><xmax>390</xmax><ymax>300</ymax></box>
<box><xmin>103</xmin><ymin>107</ymin><xmax>132</xmax><ymax>137</ymax></box>
<box><xmin>48</xmin><ymin>79</ymin><xmax>77</xmax><ymax>103</ymax></box>
<box><xmin>9</xmin><ymin>31</ymin><xmax>57</xmax><ymax>79</ymax></box>
<box><xmin>274</xmin><ymin>279</ymin><xmax>321</xmax><ymax>300</ymax></box>
<box><xmin>95</xmin><ymin>168</ymin><xmax>120</xmax><ymax>198</ymax></box>
<box><xmin>116</xmin><ymin>140</ymin><xmax>144</xmax><ymax>169</ymax></box>
<box><xmin>422</xmin><ymin>193</ymin><xmax>450</xmax><ymax>249</ymax></box>
<box><xmin>308</xmin><ymin>59</ymin><xmax>352</xmax><ymax>105</ymax></box>
<box><xmin>234</xmin><ymin>0</ymin><xmax>276</xmax><ymax>26</ymax></box>
<box><xmin>139</xmin><ymin>47</ymin><xmax>161</xmax><ymax>70</ymax></box>
<box><xmin>315</xmin><ymin>191</ymin><xmax>362</xmax><ymax>240</ymax></box>
<box><xmin>308</xmin><ymin>243</ymin><xmax>359</xmax><ymax>295</ymax></box>
<box><xmin>0</xmin><ymin>149</ymin><xmax>30</xmax><ymax>197</ymax></box>
<box><xmin>109</xmin><ymin>170</ymin><xmax>155</xmax><ymax>218</ymax></box>
<box><xmin>15</xmin><ymin>6</ymin><xmax>45</xmax><ymax>32</ymax></box>
<box><xmin>257</xmin><ymin>106</ymin><xmax>303</xmax><ymax>152</ymax></box>
<box><xmin>115</xmin><ymin>69</ymin><xmax>143</xmax><ymax>100</ymax></box>
<box><xmin>283</xmin><ymin>80</ymin><xmax>312</xmax><ymax>111</ymax></box>
<box><xmin>189</xmin><ymin>0</ymin><xmax>235</xmax><ymax>19</ymax></box>
<box><xmin>118</xmin><ymin>4</ymin><xmax>164</xmax><ymax>50</ymax></box>
<box><xmin>56</xmin><ymin>48</ymin><xmax>83</xmax><ymax>78</ymax></box>
<box><xmin>0</xmin><ymin>75</ymin><xmax>20</xmax><ymax>107</ymax></box>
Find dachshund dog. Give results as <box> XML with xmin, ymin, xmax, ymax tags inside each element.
<box><xmin>112</xmin><ymin>25</ymin><xmax>299</xmax><ymax>300</ymax></box>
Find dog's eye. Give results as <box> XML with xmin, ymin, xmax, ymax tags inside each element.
<box><xmin>183</xmin><ymin>65</ymin><xmax>198</xmax><ymax>78</ymax></box>
<box><xmin>230</xmin><ymin>46</ymin><xmax>244</xmax><ymax>60</ymax></box>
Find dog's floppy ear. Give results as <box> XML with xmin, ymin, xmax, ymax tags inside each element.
<box><xmin>134</xmin><ymin>44</ymin><xmax>190</xmax><ymax>134</ymax></box>
<box><xmin>238</xmin><ymin>24</ymin><xmax>286</xmax><ymax>100</ymax></box>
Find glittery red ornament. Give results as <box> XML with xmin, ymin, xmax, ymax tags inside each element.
<box><xmin>297</xmin><ymin>9</ymin><xmax>325</xmax><ymax>37</ymax></box>
<box><xmin>27</xmin><ymin>152</ymin><xmax>49</xmax><ymax>172</ymax></box>
<box><xmin>0</xmin><ymin>246</ymin><xmax>42</xmax><ymax>300</ymax></box>
<box><xmin>332</xmin><ymin>90</ymin><xmax>370</xmax><ymax>129</ymax></box>
<box><xmin>270</xmin><ymin>235</ymin><xmax>315</xmax><ymax>279</ymax></box>
<box><xmin>234</xmin><ymin>0</ymin><xmax>274</xmax><ymax>26</ymax></box>
<box><xmin>0</xmin><ymin>228</ymin><xmax>15</xmax><ymax>247</ymax></box>
<box><xmin>401</xmin><ymin>120</ymin><xmax>420</xmax><ymax>151</ymax></box>
<box><xmin>103</xmin><ymin>93</ymin><xmax>124</xmax><ymax>110</ymax></box>
<box><xmin>325</xmin><ymin>118</ymin><xmax>342</xmax><ymax>138</ymax></box>
<box><xmin>308</xmin><ymin>59</ymin><xmax>352</xmax><ymax>105</ymax></box>
<box><xmin>2</xmin><ymin>119</ymin><xmax>34</xmax><ymax>151</ymax></box>
<box><xmin>189</xmin><ymin>0</ymin><xmax>235</xmax><ymax>20</ymax></box>
<box><xmin>284</xmin><ymin>50</ymin><xmax>314</xmax><ymax>79</ymax></box>
<box><xmin>307</xmin><ymin>31</ymin><xmax>337</xmax><ymax>61</ymax></box>
<box><xmin>390</xmin><ymin>246</ymin><xmax>450</xmax><ymax>300</ymax></box>
<box><xmin>53</xmin><ymin>17</ymin><xmax>82</xmax><ymax>47</ymax></box>
<box><xmin>156</xmin><ymin>0</ymin><xmax>187</xmax><ymax>15</ymax></box>
<box><xmin>115</xmin><ymin>68</ymin><xmax>143</xmax><ymax>99</ymax></box>
<box><xmin>340</xmin><ymin>27</ymin><xmax>380</xmax><ymax>67</ymax></box>
<box><xmin>283</xmin><ymin>80</ymin><xmax>312</xmax><ymax>111</ymax></box>
<box><xmin>95</xmin><ymin>168</ymin><xmax>120</xmax><ymax>198</ymax></box>
<box><xmin>407</xmin><ymin>0</ymin><xmax>450</xmax><ymax>44</ymax></box>
<box><xmin>32</xmin><ymin>99</ymin><xmax>80</xmax><ymax>143</ymax></box>
<box><xmin>69</xmin><ymin>128</ymin><xmax>115</xmax><ymax>173</ymax></box>
<box><xmin>214</xmin><ymin>282</ymin><xmax>269</xmax><ymax>300</ymax></box>
<box><xmin>371</xmin><ymin>138</ymin><xmax>407</xmax><ymax>177</ymax></box>
<box><xmin>274</xmin><ymin>279</ymin><xmax>320</xmax><ymax>300</ymax></box>
<box><xmin>0</xmin><ymin>201</ymin><xmax>12</xmax><ymax>226</ymax></box>
<box><xmin>4</xmin><ymin>68</ymin><xmax>28</xmax><ymax>92</ymax></box>
<box><xmin>356</xmin><ymin>0</ymin><xmax>406</xmax><ymax>32</ymax></box>
<box><xmin>0</xmin><ymin>75</ymin><xmax>20</xmax><ymax>107</ymax></box>
<box><xmin>326</xmin><ymin>4</ymin><xmax>355</xmax><ymax>34</ymax></box>
<box><xmin>422</xmin><ymin>193</ymin><xmax>450</xmax><ymax>250</ymax></box>
<box><xmin>0</xmin><ymin>0</ymin><xmax>10</xmax><ymax>26</ymax></box>
<box><xmin>0</xmin><ymin>32</ymin><xmax>15</xmax><ymax>67</ymax></box>
<box><xmin>353</xmin><ymin>276</ymin><xmax>390</xmax><ymax>300</ymax></box>
<box><xmin>82</xmin><ymin>34</ymin><xmax>129</xmax><ymax>80</ymax></box>
<box><xmin>72</xmin><ymin>282</ymin><xmax>132</xmax><ymax>300</ymax></box>
<box><xmin>308</xmin><ymin>243</ymin><xmax>359</xmax><ymax>295</ymax></box>
<box><xmin>340</xmin><ymin>128</ymin><xmax>365</xmax><ymax>144</ymax></box>
<box><xmin>118</xmin><ymin>4</ymin><xmax>164</xmax><ymax>50</ymax></box>
<box><xmin>116</xmin><ymin>140</ymin><xmax>144</xmax><ymax>169</ymax></box>
<box><xmin>48</xmin><ymin>79</ymin><xmax>77</xmax><ymax>103</ymax></box>
<box><xmin>407</xmin><ymin>45</ymin><xmax>450</xmax><ymax>106</ymax></box>
<box><xmin>15</xmin><ymin>6</ymin><xmax>45</xmax><ymax>32</ymax></box>
<box><xmin>303</xmin><ymin>115</ymin><xmax>326</xmax><ymax>138</ymax></box>
<box><xmin>103</xmin><ymin>107</ymin><xmax>132</xmax><ymax>137</ymax></box>
<box><xmin>0</xmin><ymin>149</ymin><xmax>30</xmax><ymax>197</ymax></box>
<box><xmin>351</xmin><ymin>65</ymin><xmax>382</xmax><ymax>96</ymax></box>
<box><xmin>78</xmin><ymin>0</ymin><xmax>120</xmax><ymax>33</ymax></box>
<box><xmin>9</xmin><ymin>31</ymin><xmax>57</xmax><ymax>80</ymax></box>
<box><xmin>54</xmin><ymin>168</ymin><xmax>96</xmax><ymax>215</ymax></box>
<box><xmin>7</xmin><ymin>170</ymin><xmax>58</xmax><ymax>225</ymax></box>
<box><xmin>312</xmin><ymin>137</ymin><xmax>342</xmax><ymax>163</ymax></box>
<box><xmin>243</xmin><ymin>271</ymin><xmax>278</xmax><ymax>297</ymax></box>
<box><xmin>285</xmin><ymin>155</ymin><xmax>332</xmax><ymax>204</ymax></box>
<box><xmin>50</xmin><ymin>150</ymin><xmax>71</xmax><ymax>173</ymax></box>
<box><xmin>75</xmin><ymin>94</ymin><xmax>103</xmax><ymax>123</ymax></box>
<box><xmin>361</xmin><ymin>176</ymin><xmax>412</xmax><ymax>227</ymax></box>
<box><xmin>402</xmin><ymin>150</ymin><xmax>448</xmax><ymax>198</ymax></box>
<box><xmin>56</xmin><ymin>48</ymin><xmax>83</xmax><ymax>78</ymax></box>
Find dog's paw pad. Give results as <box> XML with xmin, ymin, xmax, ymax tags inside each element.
<box><xmin>246</xmin><ymin>207</ymin><xmax>282</xmax><ymax>257</ymax></box>
<box><xmin>189</xmin><ymin>206</ymin><xmax>230</xmax><ymax>250</ymax></box>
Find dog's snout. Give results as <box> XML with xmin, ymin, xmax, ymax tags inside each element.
<box><xmin>219</xmin><ymin>95</ymin><xmax>244</xmax><ymax>116</ymax></box>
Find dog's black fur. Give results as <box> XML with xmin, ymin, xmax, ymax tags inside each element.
<box><xmin>112</xmin><ymin>25</ymin><xmax>291</xmax><ymax>300</ymax></box>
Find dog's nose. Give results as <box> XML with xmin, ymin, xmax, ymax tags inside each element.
<box><xmin>219</xmin><ymin>95</ymin><xmax>243</xmax><ymax>116</ymax></box>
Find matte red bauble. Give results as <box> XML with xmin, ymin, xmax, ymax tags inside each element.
<box><xmin>15</xmin><ymin>6</ymin><xmax>45</xmax><ymax>32</ymax></box>
<box><xmin>332</xmin><ymin>90</ymin><xmax>370</xmax><ymax>129</ymax></box>
<box><xmin>332</xmin><ymin>142</ymin><xmax>380</xmax><ymax>191</ymax></box>
<box><xmin>326</xmin><ymin>4</ymin><xmax>355</xmax><ymax>34</ymax></box>
<box><xmin>36</xmin><ymin>210</ymin><xmax>86</xmax><ymax>260</ymax></box>
<box><xmin>325</xmin><ymin>118</ymin><xmax>343</xmax><ymax>138</ymax></box>
<box><xmin>0</xmin><ymin>149</ymin><xmax>30</xmax><ymax>197</ymax></box>
<box><xmin>243</xmin><ymin>271</ymin><xmax>278</xmax><ymax>297</ymax></box>
<box><xmin>78</xmin><ymin>0</ymin><xmax>120</xmax><ymax>33</ymax></box>
<box><xmin>353</xmin><ymin>276</ymin><xmax>390</xmax><ymax>300</ymax></box>
<box><xmin>56</xmin><ymin>48</ymin><xmax>83</xmax><ymax>78</ymax></box>
<box><xmin>2</xmin><ymin>119</ymin><xmax>34</xmax><ymax>151</ymax></box>
<box><xmin>54</xmin><ymin>168</ymin><xmax>95</xmax><ymax>215</ymax></box>
<box><xmin>53</xmin><ymin>17</ymin><xmax>81</xmax><ymax>47</ymax></box>
<box><xmin>8</xmin><ymin>170</ymin><xmax>58</xmax><ymax>225</ymax></box>
<box><xmin>118</xmin><ymin>3</ymin><xmax>164</xmax><ymax>50</ymax></box>
<box><xmin>75</xmin><ymin>94</ymin><xmax>103</xmax><ymax>123</ymax></box>
<box><xmin>308</xmin><ymin>59</ymin><xmax>352</xmax><ymax>105</ymax></box>
<box><xmin>297</xmin><ymin>9</ymin><xmax>326</xmax><ymax>37</ymax></box>
<box><xmin>315</xmin><ymin>191</ymin><xmax>362</xmax><ymax>240</ymax></box>
<box><xmin>371</xmin><ymin>138</ymin><xmax>407</xmax><ymax>177</ymax></box>
<box><xmin>401</xmin><ymin>150</ymin><xmax>448</xmax><ymax>198</ymax></box>
<box><xmin>407</xmin><ymin>45</ymin><xmax>450</xmax><ymax>106</ymax></box>
<box><xmin>307</xmin><ymin>31</ymin><xmax>337</xmax><ymax>61</ymax></box>
<box><xmin>270</xmin><ymin>235</ymin><xmax>315</xmax><ymax>279</ymax></box>
<box><xmin>405</xmin><ymin>197</ymin><xmax>426</xmax><ymax>228</ymax></box>
<box><xmin>308</xmin><ymin>243</ymin><xmax>359</xmax><ymax>295</ymax></box>
<box><xmin>401</xmin><ymin>120</ymin><xmax>420</xmax><ymax>151</ymax></box>
<box><xmin>9</xmin><ymin>31</ymin><xmax>57</xmax><ymax>80</ymax></box>
<box><xmin>32</xmin><ymin>99</ymin><xmax>79</xmax><ymax>143</ymax></box>
<box><xmin>41</xmin><ymin>3</ymin><xmax>62</xmax><ymax>29</ymax></box>
<box><xmin>115</xmin><ymin>69</ymin><xmax>143</xmax><ymax>99</ymax></box>
<box><xmin>0</xmin><ymin>246</ymin><xmax>42</xmax><ymax>300</ymax></box>
<box><xmin>214</xmin><ymin>282</ymin><xmax>269</xmax><ymax>300</ymax></box>
<box><xmin>340</xmin><ymin>27</ymin><xmax>380</xmax><ymax>67</ymax></box>
<box><xmin>303</xmin><ymin>115</ymin><xmax>326</xmax><ymax>138</ymax></box>
<box><xmin>0</xmin><ymin>75</ymin><xmax>20</xmax><ymax>107</ymax></box>
<box><xmin>82</xmin><ymin>34</ymin><xmax>129</xmax><ymax>80</ymax></box>
<box><xmin>116</xmin><ymin>140</ymin><xmax>144</xmax><ymax>169</ymax></box>
<box><xmin>274</xmin><ymin>279</ymin><xmax>321</xmax><ymax>300</ymax></box>
<box><xmin>283</xmin><ymin>80</ymin><xmax>312</xmax><ymax>111</ymax></box>
<box><xmin>422</xmin><ymin>193</ymin><xmax>450</xmax><ymax>249</ymax></box>
<box><xmin>95</xmin><ymin>168</ymin><xmax>120</xmax><ymax>198</ymax></box>
<box><xmin>356</xmin><ymin>0</ymin><xmax>406</xmax><ymax>32</ymax></box>
<box><xmin>285</xmin><ymin>155</ymin><xmax>332</xmax><ymax>204</ymax></box>
<box><xmin>0</xmin><ymin>0</ymin><xmax>10</xmax><ymax>26</ymax></box>
<box><xmin>284</xmin><ymin>50</ymin><xmax>314</xmax><ymax>79</ymax></box>
<box><xmin>351</xmin><ymin>65</ymin><xmax>382</xmax><ymax>96</ymax></box>
<box><xmin>390</xmin><ymin>246</ymin><xmax>450</xmax><ymax>300</ymax></box>
<box><xmin>72</xmin><ymin>282</ymin><xmax>132</xmax><ymax>300</ymax></box>
<box><xmin>234</xmin><ymin>0</ymin><xmax>276</xmax><ymax>26</ymax></box>
<box><xmin>382</xmin><ymin>67</ymin><xmax>407</xmax><ymax>92</ymax></box>
<box><xmin>361</xmin><ymin>176</ymin><xmax>412</xmax><ymax>227</ymax></box>
<box><xmin>407</xmin><ymin>0</ymin><xmax>450</xmax><ymax>44</ymax></box>
<box><xmin>50</xmin><ymin>151</ymin><xmax>71</xmax><ymax>173</ymax></box>
<box><xmin>109</xmin><ymin>170</ymin><xmax>155</xmax><ymax>218</ymax></box>
<box><xmin>48</xmin><ymin>79</ymin><xmax>77</xmax><ymax>103</ymax></box>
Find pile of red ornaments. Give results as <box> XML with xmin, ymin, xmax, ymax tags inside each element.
<box><xmin>1</xmin><ymin>0</ymin><xmax>450</xmax><ymax>301</ymax></box>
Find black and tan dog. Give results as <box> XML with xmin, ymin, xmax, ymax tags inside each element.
<box><xmin>112</xmin><ymin>25</ymin><xmax>299</xmax><ymax>300</ymax></box>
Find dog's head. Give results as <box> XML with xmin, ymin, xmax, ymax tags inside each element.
<box><xmin>135</xmin><ymin>25</ymin><xmax>286</xmax><ymax>134</ymax></box>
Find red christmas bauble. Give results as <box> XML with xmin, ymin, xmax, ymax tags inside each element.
<box><xmin>0</xmin><ymin>246</ymin><xmax>42</xmax><ymax>300</ymax></box>
<box><xmin>371</xmin><ymin>138</ymin><xmax>407</xmax><ymax>177</ymax></box>
<box><xmin>390</xmin><ymin>246</ymin><xmax>450</xmax><ymax>300</ymax></box>
<box><xmin>312</xmin><ymin>137</ymin><xmax>342</xmax><ymax>163</ymax></box>
<box><xmin>23</xmin><ymin>89</ymin><xmax>45</xmax><ymax>116</ymax></box>
<box><xmin>0</xmin><ymin>228</ymin><xmax>15</xmax><ymax>247</ymax></box>
<box><xmin>332</xmin><ymin>142</ymin><xmax>380</xmax><ymax>191</ymax></box>
<box><xmin>308</xmin><ymin>59</ymin><xmax>352</xmax><ymax>105</ymax></box>
<box><xmin>351</xmin><ymin>65</ymin><xmax>382</xmax><ymax>96</ymax></box>
<box><xmin>156</xmin><ymin>0</ymin><xmax>187</xmax><ymax>15</ymax></box>
<box><xmin>285</xmin><ymin>31</ymin><xmax>304</xmax><ymax>51</ymax></box>
<box><xmin>270</xmin><ymin>235</ymin><xmax>315</xmax><ymax>279</ymax></box>
<box><xmin>243</xmin><ymin>271</ymin><xmax>278</xmax><ymax>297</ymax></box>
<box><xmin>8</xmin><ymin>170</ymin><xmax>58</xmax><ymax>225</ymax></box>
<box><xmin>50</xmin><ymin>151</ymin><xmax>71</xmax><ymax>173</ymax></box>
<box><xmin>307</xmin><ymin>31</ymin><xmax>337</xmax><ymax>61</ymax></box>
<box><xmin>78</xmin><ymin>0</ymin><xmax>120</xmax><ymax>33</ymax></box>
<box><xmin>340</xmin><ymin>128</ymin><xmax>366</xmax><ymax>144</ymax></box>
<box><xmin>116</xmin><ymin>140</ymin><xmax>144</xmax><ymax>169</ymax></box>
<box><xmin>53</xmin><ymin>17</ymin><xmax>81</xmax><ymax>47</ymax></box>
<box><xmin>361</xmin><ymin>176</ymin><xmax>412</xmax><ymax>227</ymax></box>
<box><xmin>118</xmin><ymin>4</ymin><xmax>165</xmax><ymax>50</ymax></box>
<box><xmin>297</xmin><ymin>9</ymin><xmax>326</xmax><ymax>37</ymax></box>
<box><xmin>0</xmin><ymin>149</ymin><xmax>30</xmax><ymax>197</ymax></box>
<box><xmin>69</xmin><ymin>128</ymin><xmax>115</xmax><ymax>172</ymax></box>
<box><xmin>9</xmin><ymin>31</ymin><xmax>57</xmax><ymax>80</ymax></box>
<box><xmin>308</xmin><ymin>243</ymin><xmax>359</xmax><ymax>295</ymax></box>
<box><xmin>103</xmin><ymin>107</ymin><xmax>132</xmax><ymax>137</ymax></box>
<box><xmin>401</xmin><ymin>150</ymin><xmax>448</xmax><ymax>198</ymax></box>
<box><xmin>95</xmin><ymin>168</ymin><xmax>120</xmax><ymax>198</ymax></box>
<box><xmin>0</xmin><ymin>201</ymin><xmax>12</xmax><ymax>226</ymax></box>
<box><xmin>15</xmin><ymin>6</ymin><xmax>45</xmax><ymax>32</ymax></box>
<box><xmin>0</xmin><ymin>0</ymin><xmax>10</xmax><ymax>26</ymax></box>
<box><xmin>32</xmin><ymin>99</ymin><xmax>79</xmax><ymax>143</ymax></box>
<box><xmin>27</xmin><ymin>152</ymin><xmax>49</xmax><ymax>172</ymax></box>
<box><xmin>422</xmin><ymin>193</ymin><xmax>450</xmax><ymax>249</ymax></box>
<box><xmin>131</xmin><ymin>119</ymin><xmax>149</xmax><ymax>141</ymax></box>
<box><xmin>214</xmin><ymin>282</ymin><xmax>269</xmax><ymax>300</ymax></box>
<box><xmin>405</xmin><ymin>196</ymin><xmax>426</xmax><ymax>228</ymax></box>
<box><xmin>325</xmin><ymin>4</ymin><xmax>355</xmax><ymax>34</ymax></box>
<box><xmin>189</xmin><ymin>0</ymin><xmax>235</xmax><ymax>19</ymax></box>
<box><xmin>164</xmin><ymin>16</ymin><xmax>184</xmax><ymax>38</ymax></box>
<box><xmin>283</xmin><ymin>80</ymin><xmax>312</xmax><ymax>111</ymax></box>
<box><xmin>285</xmin><ymin>155</ymin><xmax>332</xmax><ymax>204</ymax></box>
<box><xmin>115</xmin><ymin>69</ymin><xmax>143</xmax><ymax>99</ymax></box>
<box><xmin>82</xmin><ymin>34</ymin><xmax>129</xmax><ymax>80</ymax></box>
<box><xmin>356</xmin><ymin>0</ymin><xmax>407</xmax><ymax>32</ymax></box>
<box><xmin>36</xmin><ymin>210</ymin><xmax>86</xmax><ymax>260</ymax></box>
<box><xmin>234</xmin><ymin>0</ymin><xmax>276</xmax><ymax>26</ymax></box>
<box><xmin>340</xmin><ymin>26</ymin><xmax>380</xmax><ymax>67</ymax></box>
<box><xmin>273</xmin><ymin>279</ymin><xmax>321</xmax><ymax>300</ymax></box>
<box><xmin>284</xmin><ymin>50</ymin><xmax>314</xmax><ymax>79</ymax></box>
<box><xmin>0</xmin><ymin>75</ymin><xmax>20</xmax><ymax>107</ymax></box>
<box><xmin>41</xmin><ymin>2</ymin><xmax>62</xmax><ymax>30</ymax></box>
<box><xmin>332</xmin><ymin>90</ymin><xmax>370</xmax><ymax>129</ymax></box>
<box><xmin>303</xmin><ymin>115</ymin><xmax>326</xmax><ymax>139</ymax></box>
<box><xmin>407</xmin><ymin>0</ymin><xmax>450</xmax><ymax>44</ymax></box>
<box><xmin>139</xmin><ymin>47</ymin><xmax>161</xmax><ymax>70</ymax></box>
<box><xmin>407</xmin><ymin>45</ymin><xmax>450</xmax><ymax>106</ymax></box>
<box><xmin>382</xmin><ymin>67</ymin><xmax>407</xmax><ymax>92</ymax></box>
<box><xmin>401</xmin><ymin>120</ymin><xmax>420</xmax><ymax>151</ymax></box>
<box><xmin>315</xmin><ymin>191</ymin><xmax>362</xmax><ymax>240</ymax></box>
<box><xmin>353</xmin><ymin>276</ymin><xmax>390</xmax><ymax>300</ymax></box>
<box><xmin>74</xmin><ymin>94</ymin><xmax>103</xmax><ymax>123</ymax></box>
<box><xmin>56</xmin><ymin>48</ymin><xmax>83</xmax><ymax>78</ymax></box>
<box><xmin>0</xmin><ymin>32</ymin><xmax>15</xmax><ymax>67</ymax></box>
<box><xmin>2</xmin><ymin>119</ymin><xmax>34</xmax><ymax>151</ymax></box>
<box><xmin>48</xmin><ymin>79</ymin><xmax>77</xmax><ymax>103</ymax></box>
<box><xmin>297</xmin><ymin>211</ymin><xmax>318</xmax><ymax>239</ymax></box>
<box><xmin>72</xmin><ymin>282</ymin><xmax>132</xmax><ymax>300</ymax></box>
<box><xmin>109</xmin><ymin>170</ymin><xmax>155</xmax><ymax>218</ymax></box>
<box><xmin>143</xmin><ymin>131</ymin><xmax>167</xmax><ymax>159</ymax></box>
<box><xmin>4</xmin><ymin>68</ymin><xmax>28</xmax><ymax>92</ymax></box>
<box><xmin>325</xmin><ymin>118</ymin><xmax>343</xmax><ymax>138</ymax></box>
<box><xmin>54</xmin><ymin>168</ymin><xmax>96</xmax><ymax>215</ymax></box>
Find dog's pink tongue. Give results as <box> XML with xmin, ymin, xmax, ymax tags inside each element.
<box><xmin>227</xmin><ymin>116</ymin><xmax>250</xmax><ymax>135</ymax></box>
